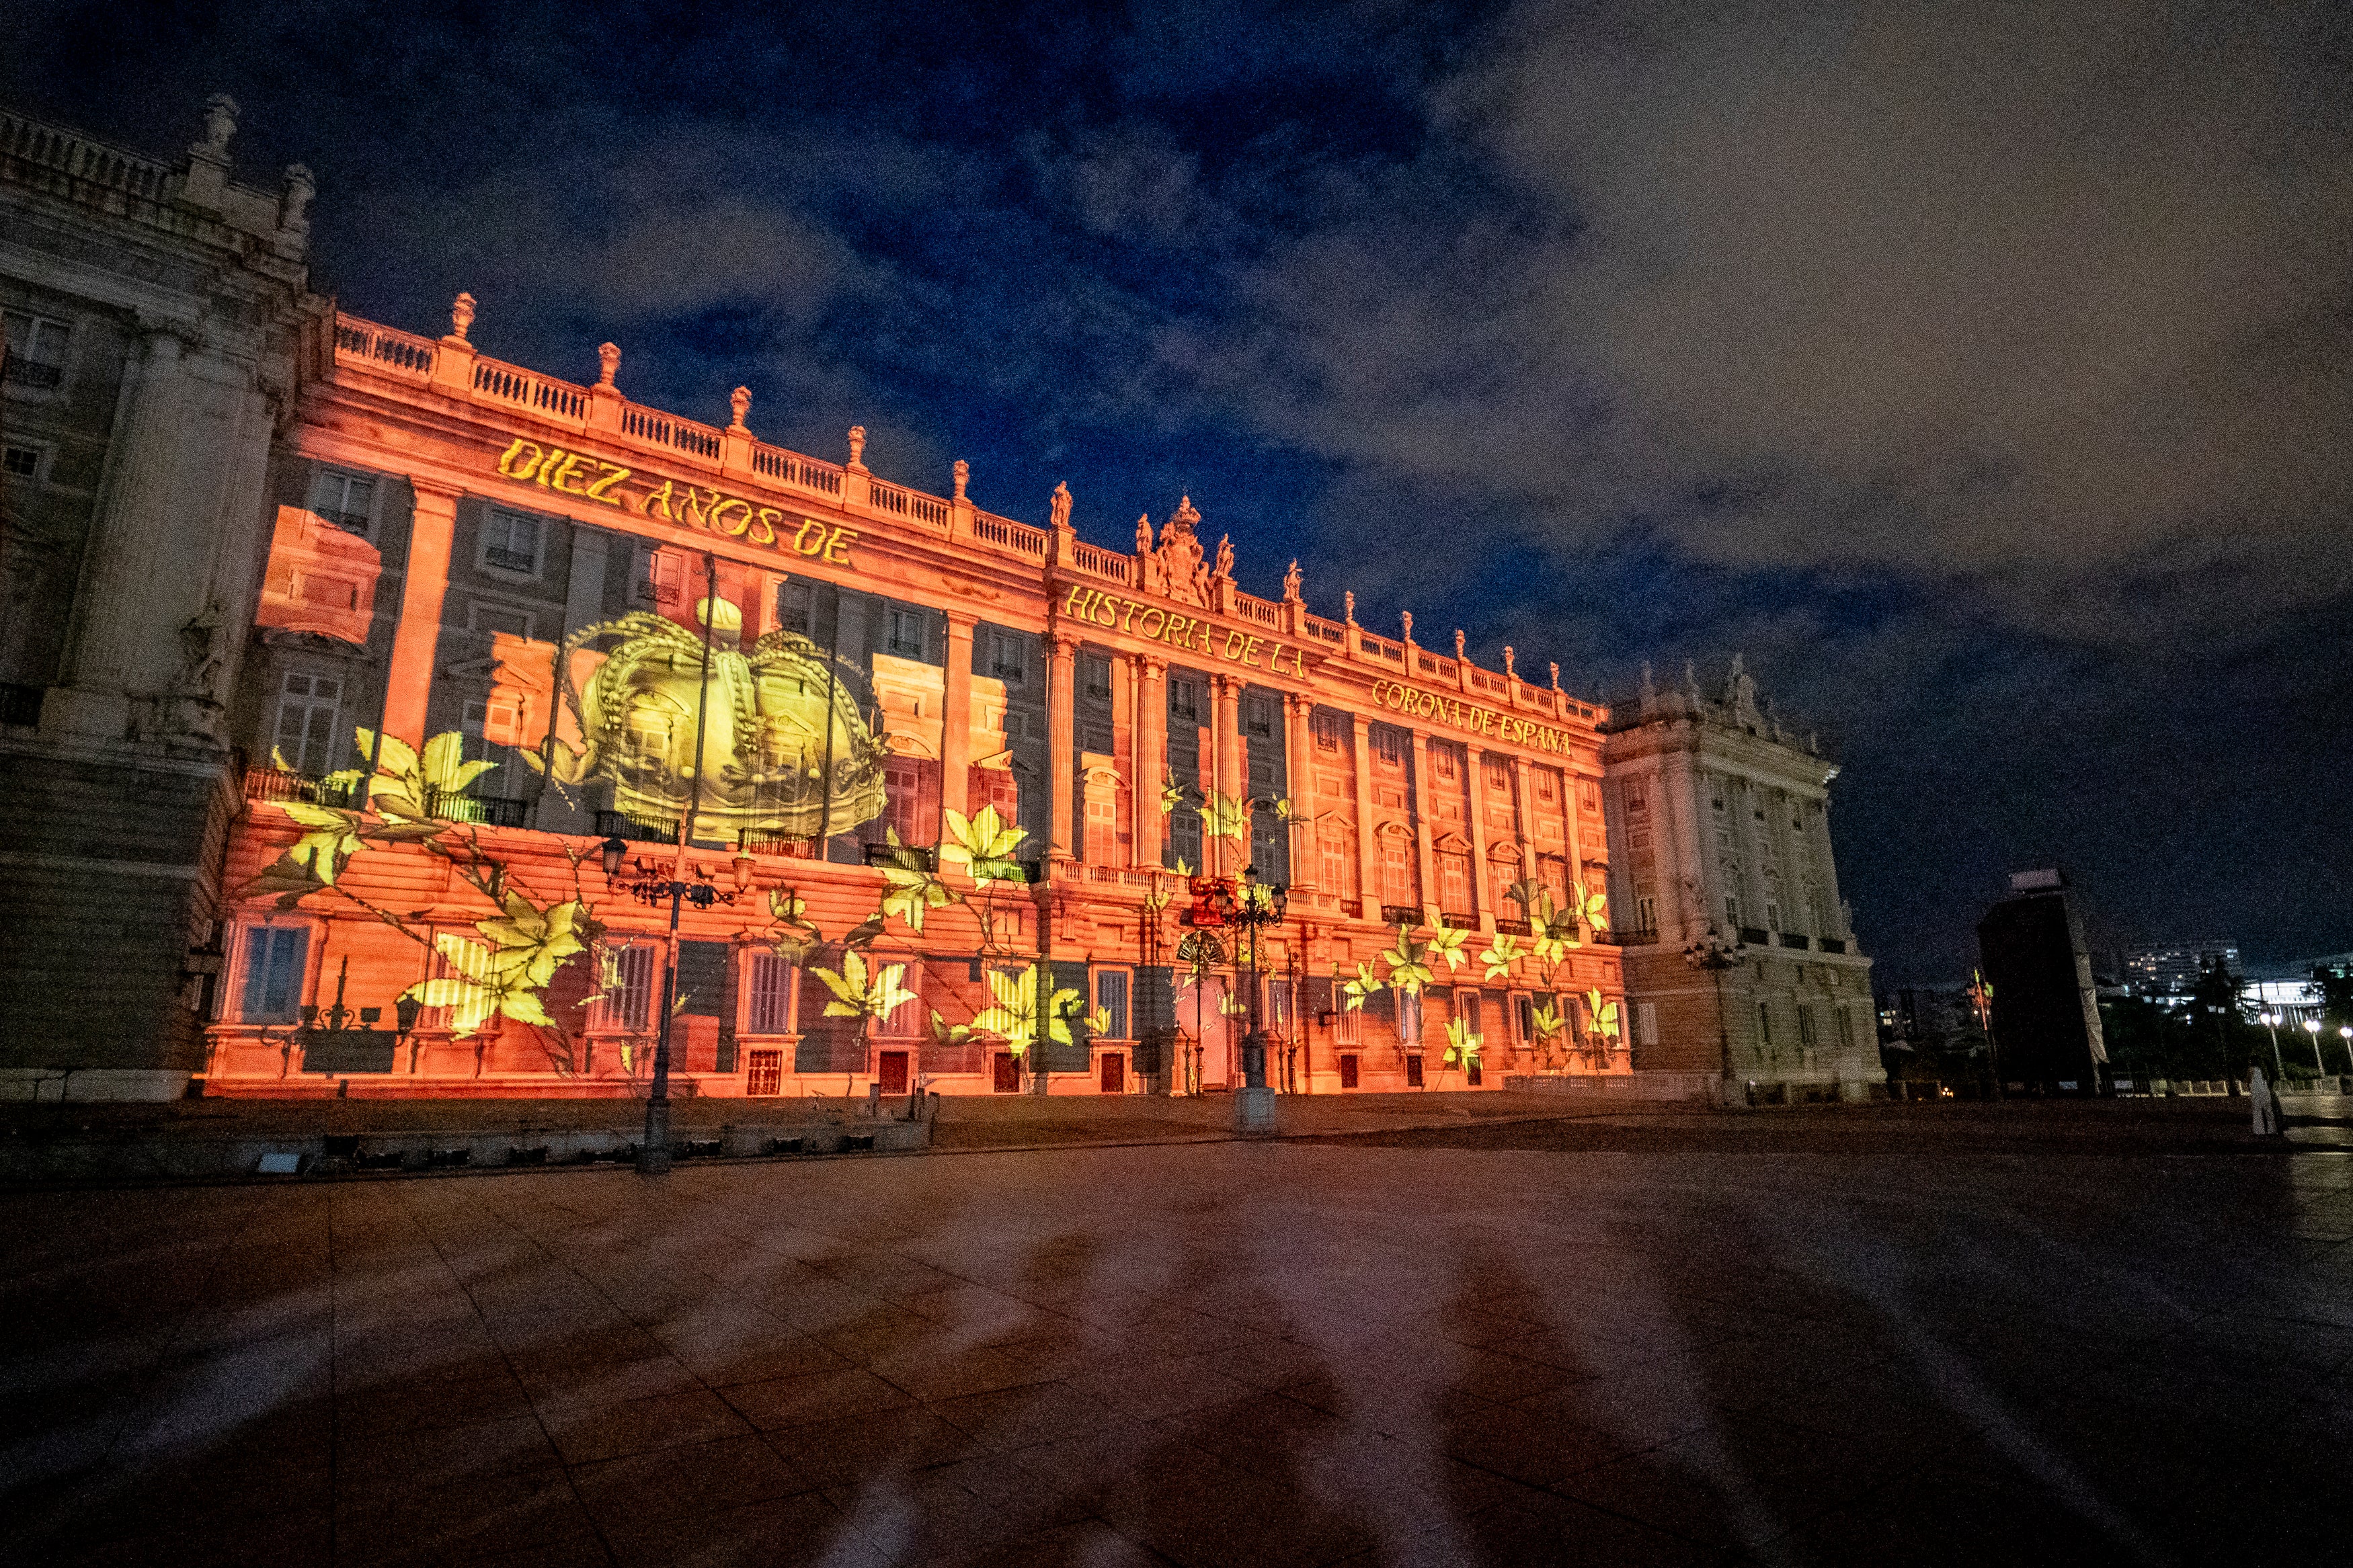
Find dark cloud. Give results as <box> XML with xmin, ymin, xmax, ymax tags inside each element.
<box><xmin>9</xmin><ymin>0</ymin><xmax>2348</xmax><ymax>977</ymax></box>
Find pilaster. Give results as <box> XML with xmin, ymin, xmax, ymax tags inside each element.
<box><xmin>1283</xmin><ymin>694</ymin><xmax>1317</xmax><ymax>891</ymax></box>
<box><xmin>48</xmin><ymin>331</ymin><xmax>190</xmax><ymax>739</ymax></box>
<box><xmin>1130</xmin><ymin>655</ymin><xmax>1165</xmax><ymax>869</ymax></box>
<box><xmin>1464</xmin><ymin>745</ymin><xmax>1493</xmax><ymax>932</ymax></box>
<box><xmin>1510</xmin><ymin>757</ymin><xmax>1540</xmax><ymax>893</ymax></box>
<box><xmin>1045</xmin><ymin>630</ymin><xmax>1078</xmax><ymax>862</ymax></box>
<box><xmin>1209</xmin><ymin>673</ymin><xmax>1243</xmax><ymax>878</ymax></box>
<box><xmin>941</xmin><ymin>611</ymin><xmax>976</xmax><ymax>824</ymax></box>
<box><xmin>1406</xmin><ymin>729</ymin><xmax>1439</xmax><ymax>927</ymax></box>
<box><xmin>382</xmin><ymin>480</ymin><xmax>461</xmax><ymax>747</ymax></box>
<box><xmin>1351</xmin><ymin>714</ymin><xmax>1378</xmax><ymax>920</ymax></box>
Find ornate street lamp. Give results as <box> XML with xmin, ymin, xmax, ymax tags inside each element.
<box><xmin>603</xmin><ymin>838</ymin><xmax>745</xmax><ymax>1173</ymax></box>
<box><xmin>1681</xmin><ymin>926</ymin><xmax>1743</xmax><ymax>1106</ymax></box>
<box><xmin>1232</xmin><ymin>866</ymin><xmax>1287</xmax><ymax>1130</ymax></box>
<box><xmin>262</xmin><ymin>956</ymin><xmax>424</xmax><ymax>1077</ymax></box>
<box><xmin>2303</xmin><ymin>1018</ymin><xmax>2326</xmax><ymax>1075</ymax></box>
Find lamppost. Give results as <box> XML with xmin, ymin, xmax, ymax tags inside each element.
<box><xmin>2340</xmin><ymin>1025</ymin><xmax>2352</xmax><ymax>1077</ymax></box>
<box><xmin>1185</xmin><ymin>866</ymin><xmax>1286</xmax><ymax>1130</ymax></box>
<box><xmin>2303</xmin><ymin>1018</ymin><xmax>2326</xmax><ymax>1075</ymax></box>
<box><xmin>2259</xmin><ymin>1012</ymin><xmax>2286</xmax><ymax>1083</ymax></box>
<box><xmin>602</xmin><ymin>563</ymin><xmax>729</xmax><ymax>1176</ymax></box>
<box><xmin>602</xmin><ymin>837</ymin><xmax>750</xmax><ymax>1171</ymax></box>
<box><xmin>1681</xmin><ymin>926</ymin><xmax>1743</xmax><ymax>1107</ymax></box>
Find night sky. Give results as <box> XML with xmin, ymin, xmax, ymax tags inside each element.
<box><xmin>14</xmin><ymin>1</ymin><xmax>2350</xmax><ymax>983</ymax></box>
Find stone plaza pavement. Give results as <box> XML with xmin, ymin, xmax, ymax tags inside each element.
<box><xmin>4</xmin><ymin>1102</ymin><xmax>2350</xmax><ymax>1565</ymax></box>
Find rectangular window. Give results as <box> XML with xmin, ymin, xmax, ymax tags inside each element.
<box><xmin>479</xmin><ymin>509</ymin><xmax>543</xmax><ymax>576</ymax></box>
<box><xmin>273</xmin><ymin>672</ymin><xmax>344</xmax><ymax>776</ymax></box>
<box><xmin>1373</xmin><ymin>729</ymin><xmax>1405</xmax><ymax>770</ymax></box>
<box><xmin>1314</xmin><ymin>710</ymin><xmax>1344</xmax><ymax>753</ymax></box>
<box><xmin>747</xmin><ymin>952</ymin><xmax>795</xmax><ymax>1034</ymax></box>
<box><xmin>1170</xmin><ymin>677</ymin><xmax>1201</xmax><ymax>722</ymax></box>
<box><xmin>635</xmin><ymin>548</ymin><xmax>685</xmax><ymax>608</ymax></box>
<box><xmin>3</xmin><ymin>444</ymin><xmax>42</xmax><ymax>478</ymax></box>
<box><xmin>1339</xmin><ymin>1053</ymin><xmax>1360</xmax><ymax>1089</ymax></box>
<box><xmin>594</xmin><ymin>943</ymin><xmax>657</xmax><ymax>1032</ymax></box>
<box><xmin>1321</xmin><ymin>825</ymin><xmax>1358</xmax><ymax>897</ymax></box>
<box><xmin>1083</xmin><ymin>654</ymin><xmax>1111</xmax><ymax>701</ymax></box>
<box><xmin>1437</xmin><ymin>852</ymin><xmax>1473</xmax><ymax>917</ymax></box>
<box><xmin>881</xmin><ymin>755</ymin><xmax>941</xmax><ymax>848</ymax></box>
<box><xmin>776</xmin><ymin>579</ymin><xmax>813</xmax><ymax>633</ymax></box>
<box><xmin>1396</xmin><ymin>990</ymin><xmax>1424</xmax><ymax>1046</ymax></box>
<box><xmin>1095</xmin><ymin>969</ymin><xmax>1131</xmax><ymax>1040</ymax></box>
<box><xmin>1380</xmin><ymin>835</ymin><xmax>1416</xmax><ymax>907</ymax></box>
<box><xmin>1639</xmin><ymin>1000</ymin><xmax>1658</xmax><ymax>1046</ymax></box>
<box><xmin>990</xmin><ymin>632</ymin><xmax>1027</xmax><ymax>684</ymax></box>
<box><xmin>239</xmin><ymin>927</ymin><xmax>309</xmax><ymax>1024</ymax></box>
<box><xmin>1757</xmin><ymin>1001</ymin><xmax>1773</xmax><ymax>1048</ymax></box>
<box><xmin>1798</xmin><ymin>1004</ymin><xmax>1816</xmax><ymax>1046</ymax></box>
<box><xmin>1</xmin><ymin>310</ymin><xmax>70</xmax><ymax>388</ymax></box>
<box><xmin>309</xmin><ymin>468</ymin><xmax>376</xmax><ymax>538</ymax></box>
<box><xmin>1242</xmin><ymin>695</ymin><xmax>1273</xmax><ymax>737</ymax></box>
<box><xmin>1082</xmin><ymin>790</ymin><xmax>1117</xmax><ymax>864</ymax></box>
<box><xmin>1581</xmin><ymin>780</ymin><xmax>1600</xmax><ymax>814</ymax></box>
<box><xmin>1171</xmin><ymin>809</ymin><xmax>1202</xmax><ymax>872</ymax></box>
<box><xmin>887</xmin><ymin>608</ymin><xmax>926</xmax><ymax>659</ymax></box>
<box><xmin>1431</xmin><ymin>746</ymin><xmax>1458</xmax><ymax>782</ymax></box>
<box><xmin>1536</xmin><ymin>770</ymin><xmax>1559</xmax><ymax>802</ymax></box>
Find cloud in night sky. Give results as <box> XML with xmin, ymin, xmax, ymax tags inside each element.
<box><xmin>7</xmin><ymin>0</ymin><xmax>2348</xmax><ymax>976</ymax></box>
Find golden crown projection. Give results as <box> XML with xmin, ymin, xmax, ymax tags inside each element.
<box><xmin>550</xmin><ymin>596</ymin><xmax>886</xmax><ymax>838</ymax></box>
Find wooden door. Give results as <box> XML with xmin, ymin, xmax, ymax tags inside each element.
<box><xmin>1406</xmin><ymin>1054</ymin><xmax>1425</xmax><ymax>1087</ymax></box>
<box><xmin>1100</xmin><ymin>1052</ymin><xmax>1125</xmax><ymax>1094</ymax></box>
<box><xmin>877</xmin><ymin>1050</ymin><xmax>910</xmax><ymax>1096</ymax></box>
<box><xmin>1339</xmin><ymin>1053</ymin><xmax>1359</xmax><ymax>1089</ymax></box>
<box><xmin>993</xmin><ymin>1052</ymin><xmax>1020</xmax><ymax>1093</ymax></box>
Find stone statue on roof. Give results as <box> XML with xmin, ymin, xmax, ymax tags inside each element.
<box><xmin>1214</xmin><ymin>534</ymin><xmax>1234</xmax><ymax>582</ymax></box>
<box><xmin>1283</xmin><ymin>559</ymin><xmax>1302</xmax><ymax>602</ymax></box>
<box><xmin>1150</xmin><ymin>495</ymin><xmax>1209</xmax><ymax>606</ymax></box>
<box><xmin>1050</xmin><ymin>482</ymin><xmax>1072</xmax><ymax>531</ymax></box>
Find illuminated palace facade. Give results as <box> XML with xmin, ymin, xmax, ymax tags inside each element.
<box><xmin>0</xmin><ymin>97</ymin><xmax>1632</xmax><ymax>1099</ymax></box>
<box><xmin>173</xmin><ymin>292</ymin><xmax>1625</xmax><ymax>1098</ymax></box>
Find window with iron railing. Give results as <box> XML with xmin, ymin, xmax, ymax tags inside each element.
<box><xmin>272</xmin><ymin>671</ymin><xmax>344</xmax><ymax>776</ymax></box>
<box><xmin>479</xmin><ymin>509</ymin><xmax>543</xmax><ymax>576</ymax></box>
<box><xmin>3</xmin><ymin>311</ymin><xmax>69</xmax><ymax>390</ymax></box>
<box><xmin>746</xmin><ymin>952</ymin><xmax>795</xmax><ymax>1034</ymax></box>
<box><xmin>309</xmin><ymin>467</ymin><xmax>376</xmax><ymax>538</ymax></box>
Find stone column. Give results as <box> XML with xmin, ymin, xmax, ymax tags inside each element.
<box><xmin>1130</xmin><ymin>655</ymin><xmax>1164</xmax><ymax>868</ymax></box>
<box><xmin>1564</xmin><ymin>765</ymin><xmax>1592</xmax><ymax>909</ymax></box>
<box><xmin>1283</xmin><ymin>694</ymin><xmax>1318</xmax><ymax>891</ymax></box>
<box><xmin>1351</xmin><ymin>714</ymin><xmax>1378</xmax><ymax>919</ymax></box>
<box><xmin>1045</xmin><ymin>630</ymin><xmax>1078</xmax><ymax>862</ymax></box>
<box><xmin>1464</xmin><ymin>746</ymin><xmax>1494</xmax><ymax>932</ymax></box>
<box><xmin>48</xmin><ymin>331</ymin><xmax>192</xmax><ymax>737</ymax></box>
<box><xmin>1406</xmin><ymin>730</ymin><xmax>1439</xmax><ymax>924</ymax></box>
<box><xmin>1657</xmin><ymin>751</ymin><xmax>1699</xmax><ymax>946</ymax></box>
<box><xmin>382</xmin><ymin>480</ymin><xmax>461</xmax><ymax>746</ymax></box>
<box><xmin>941</xmin><ymin>611</ymin><xmax>976</xmax><ymax>825</ymax></box>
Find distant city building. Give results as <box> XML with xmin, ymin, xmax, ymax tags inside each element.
<box><xmin>1977</xmin><ymin>870</ymin><xmax>2107</xmax><ymax>1092</ymax></box>
<box><xmin>2122</xmin><ymin>941</ymin><xmax>2241</xmax><ymax>1000</ymax></box>
<box><xmin>2245</xmin><ymin>978</ymin><xmax>2321</xmax><ymax>1026</ymax></box>
<box><xmin>1600</xmin><ymin>658</ymin><xmax>1880</xmax><ymax>1104</ymax></box>
<box><xmin>1880</xmin><ymin>984</ymin><xmax>1978</xmax><ymax>1052</ymax></box>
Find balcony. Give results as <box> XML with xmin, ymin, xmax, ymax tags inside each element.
<box><xmin>1439</xmin><ymin>911</ymin><xmax>1478</xmax><ymax>932</ymax></box>
<box><xmin>1494</xmin><ymin>919</ymin><xmax>1533</xmax><ymax>938</ymax></box>
<box><xmin>1616</xmin><ymin>927</ymin><xmax>1661</xmax><ymax>946</ymax></box>
<box><xmin>863</xmin><ymin>840</ymin><xmax>936</xmax><ymax>870</ymax></box>
<box><xmin>1778</xmin><ymin>932</ymin><xmax>1810</xmax><ymax>950</ymax></box>
<box><xmin>596</xmin><ymin>809</ymin><xmax>678</xmax><ymax>844</ymax></box>
<box><xmin>1739</xmin><ymin>927</ymin><xmax>1769</xmax><ymax>946</ymax></box>
<box><xmin>1380</xmin><ymin>905</ymin><xmax>1423</xmax><ymax>928</ymax></box>
<box><xmin>740</xmin><ymin>830</ymin><xmax>817</xmax><ymax>858</ymax></box>
<box><xmin>1819</xmin><ymin>938</ymin><xmax>1849</xmax><ymax>954</ymax></box>
<box><xmin>426</xmin><ymin>788</ymin><xmax>530</xmax><ymax>829</ymax></box>
<box><xmin>245</xmin><ymin>767</ymin><xmax>360</xmax><ymax>809</ymax></box>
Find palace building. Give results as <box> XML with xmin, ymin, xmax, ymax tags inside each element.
<box><xmin>1599</xmin><ymin>661</ymin><xmax>1881</xmax><ymax>1104</ymax></box>
<box><xmin>2</xmin><ymin>99</ymin><xmax>1635</xmax><ymax>1100</ymax></box>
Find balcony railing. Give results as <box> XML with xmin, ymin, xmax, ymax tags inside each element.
<box><xmin>740</xmin><ymin>829</ymin><xmax>818</xmax><ymax>858</ymax></box>
<box><xmin>426</xmin><ymin>788</ymin><xmax>530</xmax><ymax>829</ymax></box>
<box><xmin>1439</xmin><ymin>911</ymin><xmax>1478</xmax><ymax>932</ymax></box>
<box><xmin>1739</xmin><ymin>927</ymin><xmax>1769</xmax><ymax>946</ymax></box>
<box><xmin>596</xmin><ymin>809</ymin><xmax>677</xmax><ymax>844</ymax></box>
<box><xmin>1778</xmin><ymin>932</ymin><xmax>1810</xmax><ymax>950</ymax></box>
<box><xmin>1819</xmin><ymin>938</ymin><xmax>1849</xmax><ymax>954</ymax></box>
<box><xmin>1494</xmin><ymin>919</ymin><xmax>1533</xmax><ymax>938</ymax></box>
<box><xmin>245</xmin><ymin>767</ymin><xmax>360</xmax><ymax>809</ymax></box>
<box><xmin>3</xmin><ymin>358</ymin><xmax>64</xmax><ymax>388</ymax></box>
<box><xmin>1380</xmin><ymin>904</ymin><xmax>1423</xmax><ymax>928</ymax></box>
<box><xmin>1615</xmin><ymin>926</ymin><xmax>1660</xmax><ymax>946</ymax></box>
<box><xmin>862</xmin><ymin>840</ymin><xmax>936</xmax><ymax>870</ymax></box>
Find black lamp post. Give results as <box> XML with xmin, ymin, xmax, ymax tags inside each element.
<box><xmin>1682</xmin><ymin>926</ymin><xmax>1743</xmax><ymax>1106</ymax></box>
<box><xmin>1233</xmin><ymin>870</ymin><xmax>1289</xmax><ymax>1114</ymax></box>
<box><xmin>602</xmin><ymin>833</ymin><xmax>746</xmax><ymax>1173</ymax></box>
